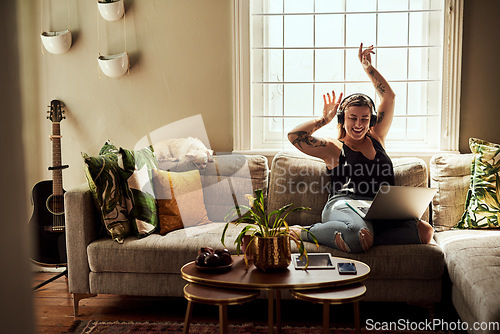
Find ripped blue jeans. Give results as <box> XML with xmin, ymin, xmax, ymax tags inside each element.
<box><xmin>301</xmin><ymin>194</ymin><xmax>421</xmax><ymax>253</ymax></box>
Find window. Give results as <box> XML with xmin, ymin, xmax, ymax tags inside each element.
<box><xmin>233</xmin><ymin>0</ymin><xmax>463</xmax><ymax>154</ymax></box>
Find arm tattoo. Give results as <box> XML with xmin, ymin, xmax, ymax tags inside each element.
<box><xmin>314</xmin><ymin>118</ymin><xmax>326</xmax><ymax>129</ymax></box>
<box><xmin>375</xmin><ymin>83</ymin><xmax>386</xmax><ymax>96</ymax></box>
<box><xmin>368</xmin><ymin>69</ymin><xmax>386</xmax><ymax>97</ymax></box>
<box><xmin>377</xmin><ymin>111</ymin><xmax>385</xmax><ymax>124</ymax></box>
<box><xmin>289</xmin><ymin>131</ymin><xmax>328</xmax><ymax>149</ymax></box>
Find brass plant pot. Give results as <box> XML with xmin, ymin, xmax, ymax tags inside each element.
<box><xmin>254</xmin><ymin>235</ymin><xmax>291</xmax><ymax>272</ymax></box>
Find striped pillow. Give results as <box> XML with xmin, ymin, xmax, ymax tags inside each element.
<box><xmin>119</xmin><ymin>146</ymin><xmax>159</xmax><ymax>238</ymax></box>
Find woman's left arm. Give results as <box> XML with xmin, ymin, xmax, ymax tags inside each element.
<box><xmin>359</xmin><ymin>43</ymin><xmax>395</xmax><ymax>145</ymax></box>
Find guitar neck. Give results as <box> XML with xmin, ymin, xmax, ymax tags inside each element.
<box><xmin>52</xmin><ymin>122</ymin><xmax>63</xmax><ymax>195</ymax></box>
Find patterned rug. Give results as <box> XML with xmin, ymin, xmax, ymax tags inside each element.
<box><xmin>74</xmin><ymin>320</ymin><xmax>451</xmax><ymax>334</ymax></box>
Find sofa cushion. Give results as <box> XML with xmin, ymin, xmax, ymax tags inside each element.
<box><xmin>430</xmin><ymin>153</ymin><xmax>474</xmax><ymax>231</ymax></box>
<box><xmin>82</xmin><ymin>142</ymin><xmax>130</xmax><ymax>243</ymax></box>
<box><xmin>435</xmin><ymin>230</ymin><xmax>500</xmax><ymax>326</ymax></box>
<box><xmin>119</xmin><ymin>146</ymin><xmax>159</xmax><ymax>238</ymax></box>
<box><xmin>458</xmin><ymin>138</ymin><xmax>500</xmax><ymax>229</ymax></box>
<box><xmin>267</xmin><ymin>151</ymin><xmax>429</xmax><ymax>226</ymax></box>
<box><xmin>299</xmin><ymin>240</ymin><xmax>444</xmax><ymax>280</ymax></box>
<box><xmin>87</xmin><ymin>223</ymin><xmax>248</xmax><ymax>274</ymax></box>
<box><xmin>153</xmin><ymin>169</ymin><xmax>210</xmax><ymax>234</ymax></box>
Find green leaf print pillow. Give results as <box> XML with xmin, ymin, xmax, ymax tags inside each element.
<box><xmin>458</xmin><ymin>138</ymin><xmax>500</xmax><ymax>229</ymax></box>
<box><xmin>83</xmin><ymin>142</ymin><xmax>130</xmax><ymax>243</ymax></box>
<box><xmin>119</xmin><ymin>146</ymin><xmax>159</xmax><ymax>238</ymax></box>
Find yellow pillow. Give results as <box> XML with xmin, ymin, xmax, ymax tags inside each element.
<box><xmin>153</xmin><ymin>169</ymin><xmax>211</xmax><ymax>234</ymax></box>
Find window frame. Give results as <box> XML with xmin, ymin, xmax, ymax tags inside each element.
<box><xmin>232</xmin><ymin>0</ymin><xmax>463</xmax><ymax>156</ymax></box>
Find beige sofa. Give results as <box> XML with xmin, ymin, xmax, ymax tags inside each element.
<box><xmin>430</xmin><ymin>153</ymin><xmax>500</xmax><ymax>334</ymax></box>
<box><xmin>67</xmin><ymin>151</ymin><xmax>500</xmax><ymax>328</ymax></box>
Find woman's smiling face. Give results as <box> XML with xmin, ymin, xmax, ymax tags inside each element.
<box><xmin>343</xmin><ymin>106</ymin><xmax>372</xmax><ymax>141</ymax></box>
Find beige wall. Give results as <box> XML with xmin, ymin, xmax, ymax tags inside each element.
<box><xmin>20</xmin><ymin>0</ymin><xmax>234</xmax><ymax>191</ymax></box>
<box><xmin>459</xmin><ymin>0</ymin><xmax>500</xmax><ymax>152</ymax></box>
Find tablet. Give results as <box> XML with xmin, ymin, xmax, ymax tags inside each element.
<box><xmin>292</xmin><ymin>253</ymin><xmax>335</xmax><ymax>269</ymax></box>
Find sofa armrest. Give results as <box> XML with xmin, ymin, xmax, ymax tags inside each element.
<box><xmin>65</xmin><ymin>183</ymin><xmax>101</xmax><ymax>294</ymax></box>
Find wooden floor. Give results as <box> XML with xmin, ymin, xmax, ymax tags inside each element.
<box><xmin>33</xmin><ymin>271</ymin><xmax>463</xmax><ymax>334</ymax></box>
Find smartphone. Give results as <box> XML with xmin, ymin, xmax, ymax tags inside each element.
<box><xmin>338</xmin><ymin>262</ymin><xmax>357</xmax><ymax>275</ymax></box>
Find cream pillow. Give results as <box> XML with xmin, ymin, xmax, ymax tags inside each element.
<box><xmin>153</xmin><ymin>169</ymin><xmax>211</xmax><ymax>234</ymax></box>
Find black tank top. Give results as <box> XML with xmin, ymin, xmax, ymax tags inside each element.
<box><xmin>329</xmin><ymin>136</ymin><xmax>395</xmax><ymax>199</ymax></box>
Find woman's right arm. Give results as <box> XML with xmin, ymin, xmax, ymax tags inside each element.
<box><xmin>287</xmin><ymin>91</ymin><xmax>343</xmax><ymax>168</ymax></box>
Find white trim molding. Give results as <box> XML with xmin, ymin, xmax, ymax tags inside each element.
<box><xmin>232</xmin><ymin>0</ymin><xmax>251</xmax><ymax>151</ymax></box>
<box><xmin>441</xmin><ymin>0</ymin><xmax>463</xmax><ymax>152</ymax></box>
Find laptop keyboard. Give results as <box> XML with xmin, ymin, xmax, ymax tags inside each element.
<box><xmin>358</xmin><ymin>206</ymin><xmax>369</xmax><ymax>215</ymax></box>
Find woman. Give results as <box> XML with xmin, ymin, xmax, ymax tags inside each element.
<box><xmin>287</xmin><ymin>43</ymin><xmax>433</xmax><ymax>253</ymax></box>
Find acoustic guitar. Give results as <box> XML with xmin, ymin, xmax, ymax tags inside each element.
<box><xmin>30</xmin><ymin>100</ymin><xmax>68</xmax><ymax>267</ymax></box>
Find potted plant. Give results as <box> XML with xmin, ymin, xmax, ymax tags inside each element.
<box><xmin>97</xmin><ymin>52</ymin><xmax>129</xmax><ymax>78</ymax></box>
<box><xmin>40</xmin><ymin>30</ymin><xmax>72</xmax><ymax>54</ymax></box>
<box><xmin>221</xmin><ymin>189</ymin><xmax>318</xmax><ymax>271</ymax></box>
<box><xmin>97</xmin><ymin>0</ymin><xmax>125</xmax><ymax>21</ymax></box>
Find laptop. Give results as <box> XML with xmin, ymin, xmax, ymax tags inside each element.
<box><xmin>344</xmin><ymin>185</ymin><xmax>437</xmax><ymax>220</ymax></box>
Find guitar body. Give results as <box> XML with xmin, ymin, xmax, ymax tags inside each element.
<box><xmin>30</xmin><ymin>100</ymin><xmax>68</xmax><ymax>267</ymax></box>
<box><xmin>30</xmin><ymin>180</ymin><xmax>67</xmax><ymax>266</ymax></box>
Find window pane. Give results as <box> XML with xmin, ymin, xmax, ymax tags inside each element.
<box><xmin>408</xmin><ymin>81</ymin><xmax>441</xmax><ymax>116</ymax></box>
<box><xmin>284</xmin><ymin>0</ymin><xmax>313</xmax><ymax>13</ymax></box>
<box><xmin>346</xmin><ymin>0</ymin><xmax>376</xmax><ymax>12</ymax></box>
<box><xmin>252</xmin><ymin>49</ymin><xmax>283</xmax><ymax>82</ymax></box>
<box><xmin>314</xmin><ymin>83</ymin><xmax>344</xmax><ymax>116</ymax></box>
<box><xmin>385</xmin><ymin>117</ymin><xmax>406</xmax><ymax>141</ymax></box>
<box><xmin>253</xmin><ymin>15</ymin><xmax>283</xmax><ymax>48</ymax></box>
<box><xmin>345</xmin><ymin>48</ymin><xmax>370</xmax><ymax>81</ymax></box>
<box><xmin>410</xmin><ymin>12</ymin><xmax>443</xmax><ymax>46</ymax></box>
<box><xmin>408</xmin><ymin>47</ymin><xmax>441</xmax><ymax>80</ymax></box>
<box><xmin>315</xmin><ymin>14</ymin><xmax>344</xmax><ymax>47</ymax></box>
<box><xmin>252</xmin><ymin>84</ymin><xmax>283</xmax><ymax>117</ymax></box>
<box><xmin>346</xmin><ymin>14</ymin><xmax>376</xmax><ymax>47</ymax></box>
<box><xmin>378</xmin><ymin>0</ymin><xmax>408</xmax><ymax>11</ymax></box>
<box><xmin>284</xmin><ymin>49</ymin><xmax>313</xmax><ymax>82</ymax></box>
<box><xmin>391</xmin><ymin>82</ymin><xmax>407</xmax><ymax>116</ymax></box>
<box><xmin>378</xmin><ymin>13</ymin><xmax>408</xmax><ymax>46</ymax></box>
<box><xmin>315</xmin><ymin>0</ymin><xmax>343</xmax><ymax>13</ymax></box>
<box><xmin>407</xmin><ymin>117</ymin><xmax>428</xmax><ymax>141</ymax></box>
<box><xmin>376</xmin><ymin>48</ymin><xmax>408</xmax><ymax>81</ymax></box>
<box><xmin>407</xmin><ymin>82</ymin><xmax>426</xmax><ymax>116</ymax></box>
<box><xmin>410</xmin><ymin>0</ymin><xmax>443</xmax><ymax>10</ymax></box>
<box><xmin>344</xmin><ymin>83</ymin><xmax>375</xmax><ymax>100</ymax></box>
<box><xmin>283</xmin><ymin>84</ymin><xmax>313</xmax><ymax>116</ymax></box>
<box><xmin>251</xmin><ymin>0</ymin><xmax>283</xmax><ymax>14</ymax></box>
<box><xmin>315</xmin><ymin>49</ymin><xmax>344</xmax><ymax>82</ymax></box>
<box><xmin>252</xmin><ymin>117</ymin><xmax>285</xmax><ymax>149</ymax></box>
<box><xmin>284</xmin><ymin>15</ymin><xmax>313</xmax><ymax>47</ymax></box>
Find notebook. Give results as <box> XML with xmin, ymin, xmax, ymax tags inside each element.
<box><xmin>344</xmin><ymin>185</ymin><xmax>437</xmax><ymax>220</ymax></box>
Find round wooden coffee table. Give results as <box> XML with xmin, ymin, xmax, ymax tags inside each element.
<box><xmin>181</xmin><ymin>255</ymin><xmax>370</xmax><ymax>333</ymax></box>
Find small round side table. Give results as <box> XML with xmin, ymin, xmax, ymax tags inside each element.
<box><xmin>183</xmin><ymin>283</ymin><xmax>260</xmax><ymax>334</ymax></box>
<box><xmin>291</xmin><ymin>282</ymin><xmax>366</xmax><ymax>334</ymax></box>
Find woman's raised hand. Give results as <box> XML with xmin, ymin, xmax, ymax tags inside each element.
<box><xmin>358</xmin><ymin>43</ymin><xmax>375</xmax><ymax>69</ymax></box>
<box><xmin>322</xmin><ymin>90</ymin><xmax>343</xmax><ymax>124</ymax></box>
